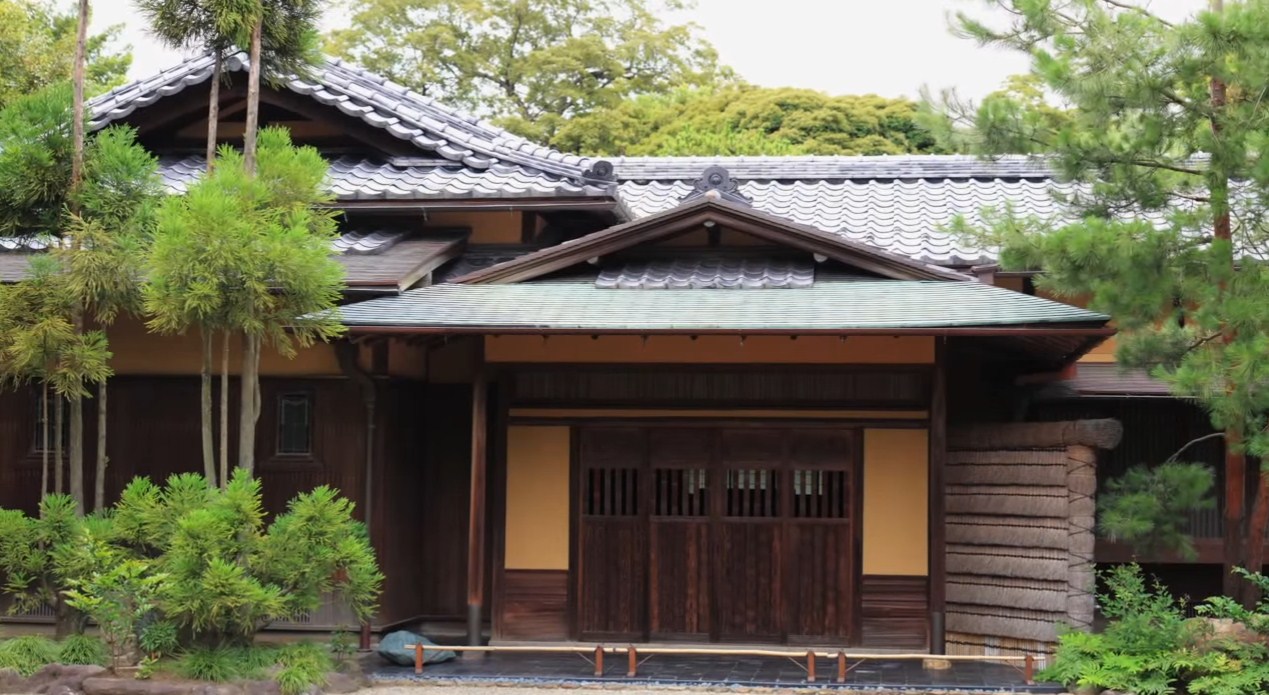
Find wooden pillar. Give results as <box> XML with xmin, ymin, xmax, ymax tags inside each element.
<box><xmin>928</xmin><ymin>338</ymin><xmax>947</xmax><ymax>654</ymax></box>
<box><xmin>466</xmin><ymin>368</ymin><xmax>489</xmax><ymax>647</ymax></box>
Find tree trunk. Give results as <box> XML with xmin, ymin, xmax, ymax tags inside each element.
<box><xmin>69</xmin><ymin>393</ymin><xmax>84</xmax><ymax>515</ymax></box>
<box><xmin>202</xmin><ymin>328</ymin><xmax>215</xmax><ymax>486</ymax></box>
<box><xmin>41</xmin><ymin>382</ymin><xmax>49</xmax><ymax>497</ymax></box>
<box><xmin>1243</xmin><ymin>466</ymin><xmax>1269</xmax><ymax>603</ymax></box>
<box><xmin>94</xmin><ymin>379</ymin><xmax>106</xmax><ymax>511</ymax></box>
<box><xmin>206</xmin><ymin>52</ymin><xmax>222</xmax><ymax>171</ymax></box>
<box><xmin>70</xmin><ymin>0</ymin><xmax>88</xmax><ymax>189</ymax></box>
<box><xmin>242</xmin><ymin>20</ymin><xmax>263</xmax><ymax>175</ymax></box>
<box><xmin>220</xmin><ymin>330</ymin><xmax>229</xmax><ymax>488</ymax></box>
<box><xmin>54</xmin><ymin>396</ymin><xmax>64</xmax><ymax>494</ymax></box>
<box><xmin>237</xmin><ymin>333</ymin><xmax>260</xmax><ymax>474</ymax></box>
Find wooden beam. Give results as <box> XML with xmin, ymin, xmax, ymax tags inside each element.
<box><xmin>466</xmin><ymin>365</ymin><xmax>489</xmax><ymax>647</ymax></box>
<box><xmin>928</xmin><ymin>338</ymin><xmax>948</xmax><ymax>654</ymax></box>
<box><xmin>1096</xmin><ymin>538</ymin><xmax>1269</xmax><ymax>565</ymax></box>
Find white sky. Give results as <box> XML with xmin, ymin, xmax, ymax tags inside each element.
<box><xmin>91</xmin><ymin>0</ymin><xmax>1209</xmax><ymax>101</ymax></box>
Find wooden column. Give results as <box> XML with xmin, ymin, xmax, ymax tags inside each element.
<box><xmin>466</xmin><ymin>368</ymin><xmax>489</xmax><ymax>647</ymax></box>
<box><xmin>928</xmin><ymin>338</ymin><xmax>947</xmax><ymax>654</ymax></box>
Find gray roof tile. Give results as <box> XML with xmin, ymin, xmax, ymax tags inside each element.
<box><xmin>336</xmin><ymin>277</ymin><xmax>1108</xmax><ymax>330</ymax></box>
<box><xmin>88</xmin><ymin>53</ymin><xmax>605</xmax><ymax>185</ymax></box>
<box><xmin>156</xmin><ymin>155</ymin><xmax>608</xmax><ymax>200</ymax></box>
<box><xmin>595</xmin><ymin>258</ymin><xmax>815</xmax><ymax>290</ymax></box>
<box><xmin>608</xmin><ymin>162</ymin><xmax>1071</xmax><ymax>266</ymax></box>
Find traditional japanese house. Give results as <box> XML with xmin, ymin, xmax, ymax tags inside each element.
<box><xmin>0</xmin><ymin>53</ymin><xmax>1233</xmax><ymax>656</ymax></box>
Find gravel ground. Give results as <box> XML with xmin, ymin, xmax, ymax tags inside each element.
<box><xmin>361</xmin><ymin>684</ymin><xmax>1042</xmax><ymax>695</ymax></box>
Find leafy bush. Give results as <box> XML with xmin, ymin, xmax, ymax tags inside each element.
<box><xmin>275</xmin><ymin>643</ymin><xmax>332</xmax><ymax>695</ymax></box>
<box><xmin>65</xmin><ymin>557</ymin><xmax>165</xmax><ymax>671</ymax></box>
<box><xmin>0</xmin><ymin>495</ymin><xmax>109</xmax><ymax>636</ymax></box>
<box><xmin>174</xmin><ymin>646</ymin><xmax>246</xmax><ymax>682</ymax></box>
<box><xmin>57</xmin><ymin>635</ymin><xmax>107</xmax><ymax>666</ymax></box>
<box><xmin>1045</xmin><ymin>564</ymin><xmax>1269</xmax><ymax>695</ymax></box>
<box><xmin>139</xmin><ymin>621</ymin><xmax>179</xmax><ymax>658</ymax></box>
<box><xmin>328</xmin><ymin>631</ymin><xmax>356</xmax><ymax>669</ymax></box>
<box><xmin>0</xmin><ymin>636</ymin><xmax>60</xmax><ymax>676</ymax></box>
<box><xmin>111</xmin><ymin>471</ymin><xmax>382</xmax><ymax>647</ymax></box>
<box><xmin>1099</xmin><ymin>462</ymin><xmax>1215</xmax><ymax>559</ymax></box>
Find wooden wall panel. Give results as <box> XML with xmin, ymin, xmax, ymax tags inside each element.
<box><xmin>860</xmin><ymin>575</ymin><xmax>929</xmax><ymax>650</ymax></box>
<box><xmin>649</xmin><ymin>521</ymin><xmax>710</xmax><ymax>639</ymax></box>
<box><xmin>498</xmin><ymin>570</ymin><xmax>568</xmax><ymax>640</ymax></box>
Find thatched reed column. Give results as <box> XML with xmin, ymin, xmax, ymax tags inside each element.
<box><xmin>1065</xmin><ymin>444</ymin><xmax>1098</xmax><ymax>630</ymax></box>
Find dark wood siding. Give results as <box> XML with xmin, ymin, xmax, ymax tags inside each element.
<box><xmin>860</xmin><ymin>575</ymin><xmax>929</xmax><ymax>650</ymax></box>
<box><xmin>574</xmin><ymin>424</ymin><xmax>860</xmax><ymax>645</ymax></box>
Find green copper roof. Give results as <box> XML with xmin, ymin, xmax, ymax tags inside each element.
<box><xmin>337</xmin><ymin>278</ymin><xmax>1108</xmax><ymax>331</ymax></box>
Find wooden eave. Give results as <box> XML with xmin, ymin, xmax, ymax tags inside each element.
<box><xmin>451</xmin><ymin>196</ymin><xmax>970</xmax><ymax>284</ymax></box>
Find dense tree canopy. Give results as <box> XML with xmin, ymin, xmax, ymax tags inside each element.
<box><xmin>555</xmin><ymin>85</ymin><xmax>947</xmax><ymax>156</ymax></box>
<box><xmin>942</xmin><ymin>0</ymin><xmax>1269</xmax><ymax>604</ymax></box>
<box><xmin>0</xmin><ymin>0</ymin><xmax>129</xmax><ymax>110</ymax></box>
<box><xmin>325</xmin><ymin>0</ymin><xmax>725</xmax><ymax>143</ymax></box>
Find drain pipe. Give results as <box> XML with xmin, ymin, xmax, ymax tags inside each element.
<box><xmin>337</xmin><ymin>341</ymin><xmax>377</xmax><ymax>651</ymax></box>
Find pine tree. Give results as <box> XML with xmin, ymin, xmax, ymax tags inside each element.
<box><xmin>944</xmin><ymin>0</ymin><xmax>1269</xmax><ymax>605</ymax></box>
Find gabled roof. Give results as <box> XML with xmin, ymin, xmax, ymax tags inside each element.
<box><xmin>88</xmin><ymin>52</ymin><xmax>616</xmax><ymax>187</ymax></box>
<box><xmin>602</xmin><ymin>154</ymin><xmax>1069</xmax><ymax>266</ymax></box>
<box><xmin>453</xmin><ymin>193</ymin><xmax>968</xmax><ymax>284</ymax></box>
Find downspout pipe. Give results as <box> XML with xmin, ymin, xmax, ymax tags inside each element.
<box><xmin>337</xmin><ymin>341</ymin><xmax>377</xmax><ymax>651</ymax></box>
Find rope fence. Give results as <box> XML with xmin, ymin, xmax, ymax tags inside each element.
<box><xmin>405</xmin><ymin>643</ymin><xmax>1037</xmax><ymax>685</ymax></box>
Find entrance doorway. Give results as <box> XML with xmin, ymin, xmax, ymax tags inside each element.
<box><xmin>574</xmin><ymin>424</ymin><xmax>861</xmax><ymax>644</ymax></box>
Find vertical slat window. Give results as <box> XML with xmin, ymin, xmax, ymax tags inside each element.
<box><xmin>792</xmin><ymin>470</ymin><xmax>849</xmax><ymax>519</ymax></box>
<box><xmin>276</xmin><ymin>393</ymin><xmax>313</xmax><ymax>456</ymax></box>
<box><xmin>653</xmin><ymin>468</ymin><xmax>707</xmax><ymax>517</ymax></box>
<box><xmin>584</xmin><ymin>468</ymin><xmax>639</xmax><ymax>516</ymax></box>
<box><xmin>724</xmin><ymin>469</ymin><xmax>779</xmax><ymax>517</ymax></box>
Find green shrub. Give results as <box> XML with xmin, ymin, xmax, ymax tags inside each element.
<box><xmin>65</xmin><ymin>557</ymin><xmax>165</xmax><ymax>671</ymax></box>
<box><xmin>57</xmin><ymin>635</ymin><xmax>107</xmax><ymax>666</ymax></box>
<box><xmin>175</xmin><ymin>646</ymin><xmax>254</xmax><ymax>682</ymax></box>
<box><xmin>328</xmin><ymin>631</ymin><xmax>356</xmax><ymax>669</ymax></box>
<box><xmin>0</xmin><ymin>636</ymin><xmax>60</xmax><ymax>676</ymax></box>
<box><xmin>1044</xmin><ymin>564</ymin><xmax>1269</xmax><ymax>695</ymax></box>
<box><xmin>139</xmin><ymin>621</ymin><xmax>179</xmax><ymax>658</ymax></box>
<box><xmin>113</xmin><ymin>471</ymin><xmax>382</xmax><ymax>647</ymax></box>
<box><xmin>275</xmin><ymin>643</ymin><xmax>332</xmax><ymax>695</ymax></box>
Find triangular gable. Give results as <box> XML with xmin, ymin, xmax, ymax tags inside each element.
<box><xmin>87</xmin><ymin>52</ymin><xmax>616</xmax><ymax>186</ymax></box>
<box><xmin>452</xmin><ymin>193</ymin><xmax>970</xmax><ymax>284</ymax></box>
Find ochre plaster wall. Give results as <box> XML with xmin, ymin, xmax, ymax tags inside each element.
<box><xmin>485</xmin><ymin>335</ymin><xmax>935</xmax><ymax>364</ymax></box>
<box><xmin>428</xmin><ymin>211</ymin><xmax>523</xmax><ymax>245</ymax></box>
<box><xmin>107</xmin><ymin>316</ymin><xmax>352</xmax><ymax>376</ymax></box>
<box><xmin>863</xmin><ymin>428</ymin><xmax>929</xmax><ymax>576</ymax></box>
<box><xmin>504</xmin><ymin>426</ymin><xmax>572</xmax><ymax>570</ymax></box>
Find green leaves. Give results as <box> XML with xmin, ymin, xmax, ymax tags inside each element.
<box><xmin>0</xmin><ymin>0</ymin><xmax>130</xmax><ymax>111</ymax></box>
<box><xmin>325</xmin><ymin>0</ymin><xmax>725</xmax><ymax>143</ymax></box>
<box><xmin>144</xmin><ymin>127</ymin><xmax>345</xmax><ymax>356</ymax></box>
<box><xmin>1099</xmin><ymin>462</ymin><xmax>1216</xmax><ymax>560</ymax></box>
<box><xmin>555</xmin><ymin>85</ymin><xmax>944</xmax><ymax>156</ymax></box>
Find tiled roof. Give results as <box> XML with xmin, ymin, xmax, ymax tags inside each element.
<box><xmin>156</xmin><ymin>155</ymin><xmax>609</xmax><ymax>201</ymax></box>
<box><xmin>594</xmin><ymin>257</ymin><xmax>815</xmax><ymax>289</ymax></box>
<box><xmin>339</xmin><ymin>232</ymin><xmax>466</xmax><ymax>292</ymax></box>
<box><xmin>88</xmin><ymin>52</ymin><xmax>613</xmax><ymax>187</ymax></box>
<box><xmin>608</xmin><ymin>155</ymin><xmax>1056</xmax><ymax>182</ymax></box>
<box><xmin>0</xmin><ymin>253</ymin><xmax>36</xmax><ymax>283</ymax></box>
<box><xmin>1060</xmin><ymin>363</ymin><xmax>1172</xmax><ymax>397</ymax></box>
<box><xmin>606</xmin><ymin>156</ymin><xmax>1071</xmax><ymax>266</ymax></box>
<box><xmin>337</xmin><ymin>277</ymin><xmax>1108</xmax><ymax>331</ymax></box>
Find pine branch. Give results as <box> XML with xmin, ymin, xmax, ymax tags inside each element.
<box><xmin>1165</xmin><ymin>432</ymin><xmax>1225</xmax><ymax>463</ymax></box>
<box><xmin>1098</xmin><ymin>0</ymin><xmax>1174</xmax><ymax>28</ymax></box>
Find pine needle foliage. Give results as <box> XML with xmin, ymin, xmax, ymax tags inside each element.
<box><xmin>942</xmin><ymin>0</ymin><xmax>1269</xmax><ymax>595</ymax></box>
